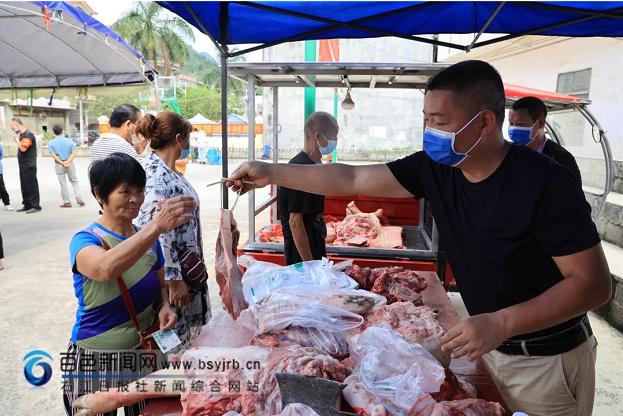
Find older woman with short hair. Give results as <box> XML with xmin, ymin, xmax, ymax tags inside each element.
<box><xmin>63</xmin><ymin>152</ymin><xmax>196</xmax><ymax>416</ymax></box>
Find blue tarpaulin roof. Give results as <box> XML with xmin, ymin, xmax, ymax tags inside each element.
<box><xmin>159</xmin><ymin>1</ymin><xmax>623</xmax><ymax>55</ymax></box>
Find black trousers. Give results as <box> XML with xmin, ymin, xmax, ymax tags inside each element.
<box><xmin>0</xmin><ymin>173</ymin><xmax>9</xmax><ymax>206</ymax></box>
<box><xmin>19</xmin><ymin>164</ymin><xmax>40</xmax><ymax>209</ymax></box>
<box><xmin>0</xmin><ymin>229</ymin><xmax>4</xmax><ymax>259</ymax></box>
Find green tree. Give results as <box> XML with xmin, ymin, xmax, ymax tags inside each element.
<box><xmin>113</xmin><ymin>3</ymin><xmax>194</xmax><ymax>75</ymax></box>
<box><xmin>174</xmin><ymin>86</ymin><xmax>244</xmax><ymax>121</ymax></box>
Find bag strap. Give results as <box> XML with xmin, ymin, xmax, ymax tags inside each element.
<box><xmin>82</xmin><ymin>229</ymin><xmax>144</xmax><ymax>334</ymax></box>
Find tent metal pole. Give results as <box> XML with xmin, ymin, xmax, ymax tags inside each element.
<box><xmin>466</xmin><ymin>2</ymin><xmax>506</xmax><ymax>52</ymax></box>
<box><xmin>473</xmin><ymin>9</ymin><xmax>623</xmax><ymax>49</ymax></box>
<box><xmin>220</xmin><ymin>2</ymin><xmax>229</xmax><ymax>209</ymax></box>
<box><xmin>271</xmin><ymin>86</ymin><xmax>279</xmax><ymax>224</ymax></box>
<box><xmin>247</xmin><ymin>75</ymin><xmax>256</xmax><ymax>242</ymax></box>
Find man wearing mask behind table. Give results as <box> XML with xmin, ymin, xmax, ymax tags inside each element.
<box><xmin>90</xmin><ymin>103</ymin><xmax>147</xmax><ymax>165</ymax></box>
<box><xmin>229</xmin><ymin>61</ymin><xmax>611</xmax><ymax>416</ymax></box>
<box><xmin>508</xmin><ymin>96</ymin><xmax>582</xmax><ymax>185</ymax></box>
<box><xmin>278</xmin><ymin>111</ymin><xmax>339</xmax><ymax>265</ymax></box>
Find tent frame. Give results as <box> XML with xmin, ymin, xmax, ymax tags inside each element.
<box><xmin>175</xmin><ymin>1</ymin><xmax>620</xmax><ymax>208</ymax></box>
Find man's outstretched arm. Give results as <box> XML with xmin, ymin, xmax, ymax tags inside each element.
<box><xmin>228</xmin><ymin>161</ymin><xmax>412</xmax><ymax>198</ymax></box>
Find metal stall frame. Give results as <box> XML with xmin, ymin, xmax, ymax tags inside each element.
<box><xmin>229</xmin><ymin>62</ymin><xmax>614</xmax><ymax>258</ymax></box>
<box><xmin>230</xmin><ymin>62</ymin><xmax>455</xmax><ymax>261</ymax></box>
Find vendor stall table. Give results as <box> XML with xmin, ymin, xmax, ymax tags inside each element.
<box><xmin>142</xmin><ymin>271</ymin><xmax>508</xmax><ymax>415</ymax></box>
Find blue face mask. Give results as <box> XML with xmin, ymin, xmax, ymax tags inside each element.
<box><xmin>319</xmin><ymin>134</ymin><xmax>338</xmax><ymax>155</ymax></box>
<box><xmin>423</xmin><ymin>111</ymin><xmax>483</xmax><ymax>166</ymax></box>
<box><xmin>178</xmin><ymin>138</ymin><xmax>190</xmax><ymax>160</ymax></box>
<box><xmin>508</xmin><ymin>121</ymin><xmax>538</xmax><ymax>145</ymax></box>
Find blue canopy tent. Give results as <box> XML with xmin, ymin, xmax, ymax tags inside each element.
<box><xmin>159</xmin><ymin>1</ymin><xmax>623</xmax><ymax>207</ymax></box>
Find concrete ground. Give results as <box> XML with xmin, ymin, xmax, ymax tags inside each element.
<box><xmin>0</xmin><ymin>156</ymin><xmax>621</xmax><ymax>414</ymax></box>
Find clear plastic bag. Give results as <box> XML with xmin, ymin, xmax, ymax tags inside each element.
<box><xmin>252</xmin><ymin>325</ymin><xmax>351</xmax><ymax>359</ymax></box>
<box><xmin>285</xmin><ymin>285</ymin><xmax>386</xmax><ymax>315</ymax></box>
<box><xmin>345</xmin><ymin>325</ymin><xmax>445</xmax><ymax>414</ymax></box>
<box><xmin>192</xmin><ymin>309</ymin><xmax>256</xmax><ymax>348</ymax></box>
<box><xmin>279</xmin><ymin>403</ymin><xmax>321</xmax><ymax>416</ymax></box>
<box><xmin>239</xmin><ymin>256</ymin><xmax>358</xmax><ymax>305</ymax></box>
<box><xmin>249</xmin><ymin>289</ymin><xmax>364</xmax><ymax>335</ymax></box>
<box><xmin>222</xmin><ymin>403</ymin><xmax>321</xmax><ymax>416</ymax></box>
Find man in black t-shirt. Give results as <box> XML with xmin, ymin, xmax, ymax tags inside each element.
<box><xmin>278</xmin><ymin>112</ymin><xmax>339</xmax><ymax>265</ymax></box>
<box><xmin>10</xmin><ymin>118</ymin><xmax>41</xmax><ymax>213</ymax></box>
<box><xmin>509</xmin><ymin>96</ymin><xmax>582</xmax><ymax>185</ymax></box>
<box><xmin>229</xmin><ymin>61</ymin><xmax>611</xmax><ymax>415</ymax></box>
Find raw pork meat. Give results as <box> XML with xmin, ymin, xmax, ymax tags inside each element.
<box><xmin>215</xmin><ymin>209</ymin><xmax>248</xmax><ymax>319</ymax></box>
<box><xmin>181</xmin><ymin>345</ymin><xmax>349</xmax><ymax>416</ymax></box>
<box><xmin>344</xmin><ymin>266</ymin><xmax>426</xmax><ymax>300</ymax></box>
<box><xmin>365</xmin><ymin>303</ymin><xmax>449</xmax><ymax>366</ymax></box>
<box><xmin>369</xmin><ymin>226</ymin><xmax>404</xmax><ymax>249</ymax></box>
<box><xmin>255</xmin><ymin>346</ymin><xmax>351</xmax><ymax>415</ymax></box>
<box><xmin>344</xmin><ymin>265</ymin><xmax>375</xmax><ymax>290</ymax></box>
<box><xmin>369</xmin><ymin>267</ymin><xmax>427</xmax><ymax>305</ymax></box>
<box><xmin>336</xmin><ymin>213</ymin><xmax>382</xmax><ymax>246</ymax></box>
<box><xmin>430</xmin><ymin>399</ymin><xmax>505</xmax><ymax>416</ymax></box>
<box><xmin>431</xmin><ymin>368</ymin><xmax>478</xmax><ymax>402</ymax></box>
<box><xmin>346</xmin><ymin>202</ymin><xmax>389</xmax><ymax>225</ymax></box>
<box><xmin>180</xmin><ymin>346</ymin><xmax>271</xmax><ymax>416</ymax></box>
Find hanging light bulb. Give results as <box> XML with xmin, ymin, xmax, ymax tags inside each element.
<box><xmin>341</xmin><ymin>89</ymin><xmax>355</xmax><ymax>111</ymax></box>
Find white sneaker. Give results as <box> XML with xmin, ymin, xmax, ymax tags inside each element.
<box><xmin>4</xmin><ymin>205</ymin><xmax>13</xmax><ymax>211</ymax></box>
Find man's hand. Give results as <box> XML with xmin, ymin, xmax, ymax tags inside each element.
<box><xmin>158</xmin><ymin>303</ymin><xmax>178</xmax><ymax>331</ymax></box>
<box><xmin>441</xmin><ymin>312</ymin><xmax>510</xmax><ymax>362</ymax></box>
<box><xmin>226</xmin><ymin>161</ymin><xmax>272</xmax><ymax>194</ymax></box>
<box><xmin>63</xmin><ymin>160</ymin><xmax>71</xmax><ymax>168</ymax></box>
<box><xmin>167</xmin><ymin>280</ymin><xmax>193</xmax><ymax>308</ymax></box>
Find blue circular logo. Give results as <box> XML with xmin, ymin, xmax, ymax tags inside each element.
<box><xmin>23</xmin><ymin>350</ymin><xmax>53</xmax><ymax>387</ymax></box>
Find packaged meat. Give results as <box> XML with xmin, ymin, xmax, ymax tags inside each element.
<box><xmin>252</xmin><ymin>326</ymin><xmax>350</xmax><ymax>359</ymax></box>
<box><xmin>193</xmin><ymin>309</ymin><xmax>256</xmax><ymax>348</ymax></box>
<box><xmin>284</xmin><ymin>285</ymin><xmax>386</xmax><ymax>315</ymax></box>
<box><xmin>344</xmin><ymin>326</ymin><xmax>445</xmax><ymax>415</ymax></box>
<box><xmin>249</xmin><ymin>289</ymin><xmax>365</xmax><ymax>335</ymax></box>
<box><xmin>239</xmin><ymin>256</ymin><xmax>358</xmax><ymax>305</ymax></box>
<box><xmin>215</xmin><ymin>209</ymin><xmax>248</xmax><ymax>319</ymax></box>
<box><xmin>365</xmin><ymin>303</ymin><xmax>450</xmax><ymax>366</ymax></box>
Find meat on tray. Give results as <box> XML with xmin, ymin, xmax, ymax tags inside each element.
<box><xmin>345</xmin><ymin>265</ymin><xmax>427</xmax><ymax>304</ymax></box>
<box><xmin>327</xmin><ymin>202</ymin><xmax>404</xmax><ymax>248</ymax></box>
<box><xmin>257</xmin><ymin>223</ymin><xmax>284</xmax><ymax>243</ymax></box>
<box><xmin>215</xmin><ymin>209</ymin><xmax>248</xmax><ymax>319</ymax></box>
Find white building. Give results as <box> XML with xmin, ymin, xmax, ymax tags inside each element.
<box><xmin>438</xmin><ymin>35</ymin><xmax>623</xmax><ymax>162</ymax></box>
<box><xmin>261</xmin><ymin>38</ymin><xmax>433</xmax><ymax>153</ymax></box>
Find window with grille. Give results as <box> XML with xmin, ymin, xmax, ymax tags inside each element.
<box><xmin>556</xmin><ymin>69</ymin><xmax>591</xmax><ymax>99</ymax></box>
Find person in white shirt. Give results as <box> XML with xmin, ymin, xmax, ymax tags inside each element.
<box><xmin>90</xmin><ymin>104</ymin><xmax>145</xmax><ymax>164</ymax></box>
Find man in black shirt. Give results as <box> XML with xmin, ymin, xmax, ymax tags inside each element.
<box><xmin>509</xmin><ymin>96</ymin><xmax>582</xmax><ymax>184</ymax></box>
<box><xmin>278</xmin><ymin>111</ymin><xmax>339</xmax><ymax>264</ymax></box>
<box><xmin>10</xmin><ymin>118</ymin><xmax>41</xmax><ymax>213</ymax></box>
<box><xmin>229</xmin><ymin>61</ymin><xmax>611</xmax><ymax>415</ymax></box>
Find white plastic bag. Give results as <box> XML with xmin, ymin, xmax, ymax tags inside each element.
<box><xmin>345</xmin><ymin>325</ymin><xmax>445</xmax><ymax>414</ymax></box>
<box><xmin>279</xmin><ymin>403</ymin><xmax>321</xmax><ymax>416</ymax></box>
<box><xmin>192</xmin><ymin>309</ymin><xmax>256</xmax><ymax>348</ymax></box>
<box><xmin>250</xmin><ymin>289</ymin><xmax>364</xmax><ymax>335</ymax></box>
<box><xmin>239</xmin><ymin>256</ymin><xmax>358</xmax><ymax>305</ymax></box>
